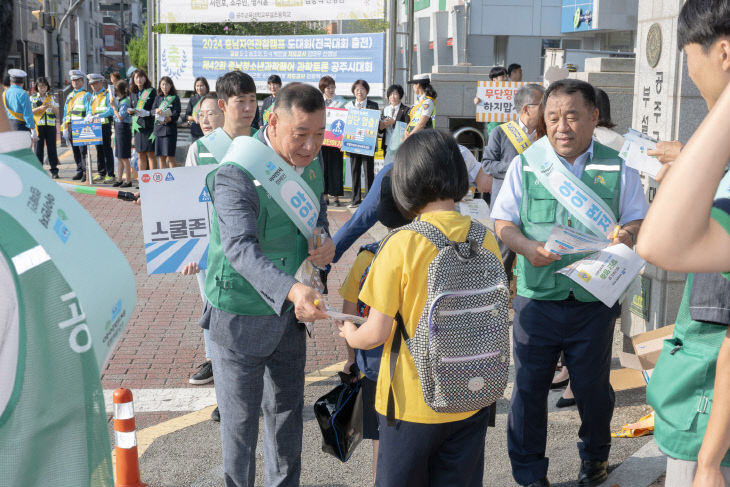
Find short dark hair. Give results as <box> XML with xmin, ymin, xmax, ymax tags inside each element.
<box><xmin>157</xmin><ymin>76</ymin><xmax>177</xmax><ymax>97</ymax></box>
<box><xmin>391</xmin><ymin>130</ymin><xmax>468</xmax><ymax>219</ymax></box>
<box><xmin>35</xmin><ymin>76</ymin><xmax>50</xmax><ymax>89</ymax></box>
<box><xmin>274</xmin><ymin>82</ymin><xmax>325</xmax><ymax>114</ymax></box>
<box><xmin>544</xmin><ymin>79</ymin><xmax>596</xmax><ymax>110</ymax></box>
<box><xmin>351</xmin><ymin>79</ymin><xmax>370</xmax><ymax>95</ymax></box>
<box><xmin>216</xmin><ymin>71</ymin><xmax>256</xmax><ymax>102</ymax></box>
<box><xmin>318</xmin><ymin>75</ymin><xmax>335</xmax><ymax>92</ymax></box>
<box><xmin>489</xmin><ymin>66</ymin><xmax>508</xmax><ymax>80</ymax></box>
<box><xmin>386</xmin><ymin>84</ymin><xmax>404</xmax><ymax>99</ymax></box>
<box><xmin>115</xmin><ymin>80</ymin><xmax>129</xmax><ymax>98</ymax></box>
<box><xmin>594</xmin><ymin>88</ymin><xmax>615</xmax><ymax>129</ymax></box>
<box><xmin>194</xmin><ymin>76</ymin><xmax>210</xmax><ymax>93</ymax></box>
<box><xmin>507</xmin><ymin>63</ymin><xmax>522</xmax><ymax>75</ymax></box>
<box><xmin>130</xmin><ymin>69</ymin><xmax>151</xmax><ymax>93</ymax></box>
<box><xmin>678</xmin><ymin>0</ymin><xmax>730</xmax><ymax>51</ymax></box>
<box><xmin>110</xmin><ymin>70</ymin><xmax>121</xmax><ymax>81</ymax></box>
<box><xmin>377</xmin><ymin>174</ymin><xmax>411</xmax><ymax>229</ymax></box>
<box><xmin>267</xmin><ymin>74</ymin><xmax>282</xmax><ymax>85</ymax></box>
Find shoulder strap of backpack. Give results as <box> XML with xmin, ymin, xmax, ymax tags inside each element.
<box><xmin>401</xmin><ymin>217</ymin><xmax>450</xmax><ymax>249</ymax></box>
<box><xmin>386</xmin><ymin>312</ymin><xmax>408</xmax><ymax>427</ymax></box>
<box><xmin>466</xmin><ymin>219</ymin><xmax>488</xmax><ymax>247</ymax></box>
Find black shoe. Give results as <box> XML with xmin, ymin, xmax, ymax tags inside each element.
<box><xmin>72</xmin><ymin>171</ymin><xmax>84</xmax><ymax>180</ymax></box>
<box><xmin>556</xmin><ymin>397</ymin><xmax>576</xmax><ymax>408</ymax></box>
<box><xmin>51</xmin><ymin>172</ymin><xmax>59</xmax><ymax>179</ymax></box>
<box><xmin>211</xmin><ymin>406</ymin><xmax>220</xmax><ymax>422</ymax></box>
<box><xmin>112</xmin><ymin>180</ymin><xmax>123</xmax><ymax>187</ymax></box>
<box><xmin>578</xmin><ymin>460</ymin><xmax>608</xmax><ymax>487</ymax></box>
<box><xmin>550</xmin><ymin>378</ymin><xmax>569</xmax><ymax>389</ymax></box>
<box><xmin>189</xmin><ymin>361</ymin><xmax>213</xmax><ymax>385</ymax></box>
<box><xmin>524</xmin><ymin>478</ymin><xmax>551</xmax><ymax>487</ymax></box>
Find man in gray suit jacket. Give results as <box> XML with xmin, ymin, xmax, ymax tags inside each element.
<box><xmin>205</xmin><ymin>83</ymin><xmax>333</xmax><ymax>487</ymax></box>
<box><xmin>481</xmin><ymin>83</ymin><xmax>544</xmax><ymax>280</ymax></box>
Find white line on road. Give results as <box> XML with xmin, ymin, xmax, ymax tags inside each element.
<box><xmin>103</xmin><ymin>388</ymin><xmax>217</xmax><ymax>413</ymax></box>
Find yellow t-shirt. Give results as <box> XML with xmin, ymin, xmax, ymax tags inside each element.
<box><xmin>359</xmin><ymin>210</ymin><xmax>503</xmax><ymax>424</ymax></box>
<box><xmin>338</xmin><ymin>249</ymin><xmax>375</xmax><ymax>304</ymax></box>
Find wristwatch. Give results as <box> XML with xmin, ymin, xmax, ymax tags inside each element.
<box><xmin>623</xmin><ymin>228</ymin><xmax>636</xmax><ymax>246</ymax></box>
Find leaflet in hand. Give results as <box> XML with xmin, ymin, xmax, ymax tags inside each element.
<box><xmin>619</xmin><ymin>128</ymin><xmax>662</xmax><ymax>178</ymax></box>
<box><xmin>557</xmin><ymin>243</ymin><xmax>645</xmax><ymax>307</ymax></box>
<box><xmin>544</xmin><ymin>225</ymin><xmax>610</xmax><ymax>255</ymax></box>
<box><xmin>326</xmin><ymin>309</ymin><xmax>368</xmax><ymax>325</ymax></box>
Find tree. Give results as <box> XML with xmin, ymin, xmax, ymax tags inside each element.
<box><xmin>127</xmin><ymin>21</ymin><xmax>148</xmax><ymax>71</ymax></box>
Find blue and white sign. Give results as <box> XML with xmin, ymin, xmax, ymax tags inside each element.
<box><xmin>159</xmin><ymin>33</ymin><xmax>385</xmax><ymax>96</ymax></box>
<box><xmin>341</xmin><ymin>107</ymin><xmax>380</xmax><ymax>156</ymax></box>
<box><xmin>71</xmin><ymin>119</ymin><xmax>102</xmax><ymax>146</ymax></box>
<box><xmin>138</xmin><ymin>165</ymin><xmax>218</xmax><ymax>275</ymax></box>
<box><xmin>561</xmin><ymin>0</ymin><xmax>595</xmax><ymax>33</ymax></box>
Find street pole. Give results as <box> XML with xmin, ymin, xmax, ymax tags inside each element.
<box><xmin>77</xmin><ymin>0</ymin><xmax>88</xmax><ymax>73</ymax></box>
<box><xmin>386</xmin><ymin>0</ymin><xmax>397</xmax><ymax>92</ymax></box>
<box><xmin>120</xmin><ymin>0</ymin><xmax>126</xmax><ymax>71</ymax></box>
<box><xmin>405</xmin><ymin>0</ymin><xmax>414</xmax><ymax>103</ymax></box>
<box><xmin>43</xmin><ymin>0</ymin><xmax>53</xmax><ymax>80</ymax></box>
<box><xmin>147</xmin><ymin>0</ymin><xmax>154</xmax><ymax>82</ymax></box>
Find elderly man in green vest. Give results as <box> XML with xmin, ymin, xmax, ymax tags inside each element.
<box><xmin>203</xmin><ymin>81</ymin><xmax>332</xmax><ymax>487</ymax></box>
<box><xmin>491</xmin><ymin>79</ymin><xmax>648</xmax><ymax>487</ymax></box>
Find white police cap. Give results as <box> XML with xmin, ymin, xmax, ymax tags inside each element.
<box><xmin>69</xmin><ymin>69</ymin><xmax>85</xmax><ymax>80</ymax></box>
<box><xmin>8</xmin><ymin>69</ymin><xmax>27</xmax><ymax>79</ymax></box>
<box><xmin>87</xmin><ymin>73</ymin><xmax>105</xmax><ymax>83</ymax></box>
<box><xmin>407</xmin><ymin>73</ymin><xmax>430</xmax><ymax>84</ymax></box>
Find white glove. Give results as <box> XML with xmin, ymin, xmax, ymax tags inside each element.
<box><xmin>30</xmin><ymin>129</ymin><xmax>38</xmax><ymax>143</ymax></box>
<box><xmin>84</xmin><ymin>115</ymin><xmax>94</xmax><ymax>123</ymax></box>
<box><xmin>63</xmin><ymin>130</ymin><xmax>71</xmax><ymax>143</ymax></box>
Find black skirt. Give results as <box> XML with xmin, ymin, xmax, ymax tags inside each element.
<box><xmin>155</xmin><ymin>133</ymin><xmax>178</xmax><ymax>157</ymax></box>
<box><xmin>115</xmin><ymin>122</ymin><xmax>132</xmax><ymax>159</ymax></box>
<box><xmin>134</xmin><ymin>127</ymin><xmax>155</xmax><ymax>153</ymax></box>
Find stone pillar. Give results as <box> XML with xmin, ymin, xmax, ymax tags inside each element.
<box><xmin>623</xmin><ymin>0</ymin><xmax>708</xmax><ymax>337</ymax></box>
<box><xmin>431</xmin><ymin>10</ymin><xmax>450</xmax><ymax>67</ymax></box>
<box><xmin>450</xmin><ymin>5</ymin><xmax>467</xmax><ymax>65</ymax></box>
<box><xmin>415</xmin><ymin>17</ymin><xmax>433</xmax><ymax>74</ymax></box>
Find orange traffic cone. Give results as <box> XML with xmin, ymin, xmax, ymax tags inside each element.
<box><xmin>113</xmin><ymin>388</ymin><xmax>147</xmax><ymax>487</ymax></box>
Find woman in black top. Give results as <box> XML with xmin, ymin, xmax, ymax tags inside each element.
<box><xmin>345</xmin><ymin>79</ymin><xmax>378</xmax><ymax>207</ymax></box>
<box><xmin>128</xmin><ymin>69</ymin><xmax>157</xmax><ymax>170</ymax></box>
<box><xmin>184</xmin><ymin>76</ymin><xmax>209</xmax><ymax>141</ymax></box>
<box><xmin>151</xmin><ymin>76</ymin><xmax>181</xmax><ymax>169</ymax></box>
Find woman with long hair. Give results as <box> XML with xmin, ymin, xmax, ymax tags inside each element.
<box><xmin>151</xmin><ymin>76</ymin><xmax>181</xmax><ymax>169</ymax></box>
<box><xmin>128</xmin><ymin>69</ymin><xmax>156</xmax><ymax>170</ymax></box>
<box><xmin>405</xmin><ymin>75</ymin><xmax>437</xmax><ymax>139</ymax></box>
<box><xmin>319</xmin><ymin>75</ymin><xmax>346</xmax><ymax>206</ymax></box>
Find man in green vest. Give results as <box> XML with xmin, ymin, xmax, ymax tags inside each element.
<box><xmin>491</xmin><ymin>79</ymin><xmax>648</xmax><ymax>487</ymax></box>
<box><xmin>203</xmin><ymin>81</ymin><xmax>332</xmax><ymax>486</ymax></box>
<box><xmin>636</xmin><ymin>1</ymin><xmax>730</xmax><ymax>485</ymax></box>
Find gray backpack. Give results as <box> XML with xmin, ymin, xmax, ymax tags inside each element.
<box><xmin>386</xmin><ymin>219</ymin><xmax>510</xmax><ymax>422</ymax></box>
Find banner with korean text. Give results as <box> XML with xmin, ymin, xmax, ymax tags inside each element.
<box><xmin>475</xmin><ymin>81</ymin><xmax>528</xmax><ymax>123</ymax></box>
<box><xmin>157</xmin><ymin>0</ymin><xmax>385</xmax><ymax>23</ymax></box>
<box><xmin>324</xmin><ymin>107</ymin><xmax>348</xmax><ymax>148</ymax></box>
<box><xmin>158</xmin><ymin>33</ymin><xmax>385</xmax><ymax>96</ymax></box>
<box><xmin>138</xmin><ymin>166</ymin><xmax>218</xmax><ymax>275</ymax></box>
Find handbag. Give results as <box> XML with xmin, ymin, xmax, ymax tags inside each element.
<box><xmin>313</xmin><ymin>366</ymin><xmax>363</xmax><ymax>462</ymax></box>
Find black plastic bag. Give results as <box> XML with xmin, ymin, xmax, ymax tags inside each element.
<box><xmin>313</xmin><ymin>368</ymin><xmax>363</xmax><ymax>462</ymax></box>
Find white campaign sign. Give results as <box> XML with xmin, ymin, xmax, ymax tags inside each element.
<box><xmin>157</xmin><ymin>0</ymin><xmax>384</xmax><ymax>23</ymax></box>
<box><xmin>138</xmin><ymin>166</ymin><xmax>218</xmax><ymax>275</ymax></box>
<box><xmin>557</xmin><ymin>244</ymin><xmax>646</xmax><ymax>307</ymax></box>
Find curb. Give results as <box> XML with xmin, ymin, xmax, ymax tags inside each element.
<box><xmin>599</xmin><ymin>438</ymin><xmax>665</xmax><ymax>487</ymax></box>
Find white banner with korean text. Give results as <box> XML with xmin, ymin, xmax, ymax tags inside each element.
<box><xmin>475</xmin><ymin>81</ymin><xmax>528</xmax><ymax>123</ymax></box>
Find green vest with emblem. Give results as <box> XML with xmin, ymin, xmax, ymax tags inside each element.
<box><xmin>516</xmin><ymin>142</ymin><xmax>622</xmax><ymax>301</ymax></box>
<box><xmin>204</xmin><ymin>154</ymin><xmax>324</xmax><ymax>316</ymax></box>
<box><xmin>647</xmin><ymin>277</ymin><xmax>730</xmax><ymax>465</ymax></box>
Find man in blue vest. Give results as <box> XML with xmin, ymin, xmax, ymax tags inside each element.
<box><xmin>204</xmin><ymin>81</ymin><xmax>332</xmax><ymax>487</ymax></box>
<box><xmin>2</xmin><ymin>69</ymin><xmax>34</xmax><ymax>136</ymax></box>
<box><xmin>491</xmin><ymin>79</ymin><xmax>648</xmax><ymax>487</ymax></box>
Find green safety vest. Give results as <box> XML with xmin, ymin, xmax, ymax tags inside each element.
<box><xmin>647</xmin><ymin>277</ymin><xmax>730</xmax><ymax>465</ymax></box>
<box><xmin>515</xmin><ymin>142</ymin><xmax>622</xmax><ymax>301</ymax></box>
<box><xmin>30</xmin><ymin>93</ymin><xmax>56</xmax><ymax>126</ymax></box>
<box><xmin>90</xmin><ymin>90</ymin><xmax>110</xmax><ymax>124</ymax></box>
<box><xmin>64</xmin><ymin>90</ymin><xmax>87</xmax><ymax>123</ymax></box>
<box><xmin>196</xmin><ymin>139</ymin><xmax>218</xmax><ymax>166</ymax></box>
<box><xmin>204</xmin><ymin>155</ymin><xmax>323</xmax><ymax>316</ymax></box>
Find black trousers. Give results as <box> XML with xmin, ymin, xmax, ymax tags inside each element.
<box><xmin>9</xmin><ymin>119</ymin><xmax>29</xmax><ymax>131</ymax></box>
<box><xmin>321</xmin><ymin>146</ymin><xmax>344</xmax><ymax>197</ymax></box>
<box><xmin>349</xmin><ymin>153</ymin><xmax>374</xmax><ymax>204</ymax></box>
<box><xmin>34</xmin><ymin>125</ymin><xmax>59</xmax><ymax>174</ymax></box>
<box><xmin>95</xmin><ymin>123</ymin><xmax>114</xmax><ymax>177</ymax></box>
<box><xmin>69</xmin><ymin>129</ymin><xmax>88</xmax><ymax>173</ymax></box>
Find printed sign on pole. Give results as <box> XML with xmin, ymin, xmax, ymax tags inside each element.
<box><xmin>341</xmin><ymin>107</ymin><xmax>380</xmax><ymax>156</ymax></box>
<box><xmin>475</xmin><ymin>81</ymin><xmax>528</xmax><ymax>123</ymax></box>
<box><xmin>71</xmin><ymin>119</ymin><xmax>103</xmax><ymax>146</ymax></box>
<box><xmin>138</xmin><ymin>165</ymin><xmax>218</xmax><ymax>275</ymax></box>
<box><xmin>157</xmin><ymin>0</ymin><xmax>384</xmax><ymax>23</ymax></box>
<box><xmin>324</xmin><ymin>107</ymin><xmax>348</xmax><ymax>148</ymax></box>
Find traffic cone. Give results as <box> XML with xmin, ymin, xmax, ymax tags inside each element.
<box><xmin>113</xmin><ymin>388</ymin><xmax>147</xmax><ymax>487</ymax></box>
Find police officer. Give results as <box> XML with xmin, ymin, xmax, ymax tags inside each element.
<box><xmin>2</xmin><ymin>69</ymin><xmax>35</xmax><ymax>135</ymax></box>
<box><xmin>63</xmin><ymin>69</ymin><xmax>91</xmax><ymax>181</ymax></box>
<box><xmin>30</xmin><ymin>76</ymin><xmax>60</xmax><ymax>178</ymax></box>
<box><xmin>86</xmin><ymin>73</ymin><xmax>115</xmax><ymax>184</ymax></box>
<box><xmin>491</xmin><ymin>79</ymin><xmax>648</xmax><ymax>487</ymax></box>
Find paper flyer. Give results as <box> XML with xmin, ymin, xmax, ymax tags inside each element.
<box><xmin>619</xmin><ymin>128</ymin><xmax>662</xmax><ymax>178</ymax></box>
<box><xmin>457</xmin><ymin>198</ymin><xmax>491</xmax><ymax>221</ymax></box>
<box><xmin>544</xmin><ymin>225</ymin><xmax>610</xmax><ymax>255</ymax></box>
<box><xmin>557</xmin><ymin>244</ymin><xmax>645</xmax><ymax>307</ymax></box>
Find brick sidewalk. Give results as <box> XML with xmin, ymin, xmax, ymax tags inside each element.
<box><xmin>68</xmin><ymin>191</ymin><xmax>371</xmax><ymax>391</ymax></box>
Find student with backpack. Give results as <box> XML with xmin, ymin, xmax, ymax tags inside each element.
<box><xmin>338</xmin><ymin>173</ymin><xmax>411</xmax><ymax>482</ymax></box>
<box><xmin>338</xmin><ymin>130</ymin><xmax>509</xmax><ymax>487</ymax></box>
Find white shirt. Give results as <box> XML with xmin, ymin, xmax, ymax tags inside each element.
<box><xmin>383</xmin><ymin>103</ymin><xmax>402</xmax><ymax>146</ymax></box>
<box><xmin>490</xmin><ymin>140</ymin><xmax>649</xmax><ymax>226</ymax></box>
